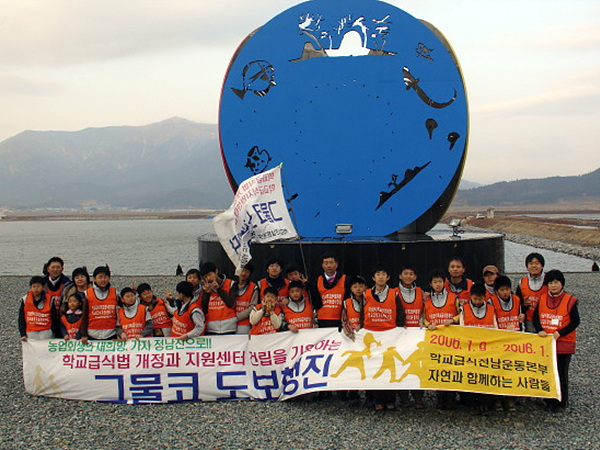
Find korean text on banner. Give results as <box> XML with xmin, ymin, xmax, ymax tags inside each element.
<box><xmin>22</xmin><ymin>327</ymin><xmax>559</xmax><ymax>404</ymax></box>
<box><xmin>213</xmin><ymin>165</ymin><xmax>298</xmax><ymax>274</ymax></box>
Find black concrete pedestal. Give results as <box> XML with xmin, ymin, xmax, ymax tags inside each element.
<box><xmin>198</xmin><ymin>230</ymin><xmax>504</xmax><ymax>287</ymax></box>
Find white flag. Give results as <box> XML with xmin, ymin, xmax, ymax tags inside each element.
<box><xmin>212</xmin><ymin>165</ymin><xmax>298</xmax><ymax>274</ymax></box>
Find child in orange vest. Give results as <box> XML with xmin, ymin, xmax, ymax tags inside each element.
<box><xmin>200</xmin><ymin>262</ymin><xmax>237</xmax><ymax>335</ymax></box>
<box><xmin>516</xmin><ymin>252</ymin><xmax>547</xmax><ymax>332</ymax></box>
<box><xmin>424</xmin><ymin>269</ymin><xmax>460</xmax><ymax>410</ymax></box>
<box><xmin>81</xmin><ymin>266</ymin><xmax>119</xmax><ymax>344</ymax></box>
<box><xmin>341</xmin><ymin>276</ymin><xmax>367</xmax><ymax>340</ymax></box>
<box><xmin>534</xmin><ymin>270</ymin><xmax>580</xmax><ymax>412</ymax></box>
<box><xmin>171</xmin><ymin>281</ymin><xmax>205</xmax><ymax>339</ymax></box>
<box><xmin>282</xmin><ymin>280</ymin><xmax>315</xmax><ymax>332</ymax></box>
<box><xmin>137</xmin><ymin>283</ymin><xmax>173</xmax><ymax>337</ymax></box>
<box><xmin>396</xmin><ymin>265</ymin><xmax>425</xmax><ymax>409</ymax></box>
<box><xmin>60</xmin><ymin>293</ymin><xmax>83</xmax><ymax>340</ymax></box>
<box><xmin>460</xmin><ymin>283</ymin><xmax>498</xmax><ymax>329</ymax></box>
<box><xmin>249</xmin><ymin>287</ymin><xmax>283</xmax><ymax>335</ymax></box>
<box><xmin>118</xmin><ymin>288</ymin><xmax>153</xmax><ymax>340</ymax></box>
<box><xmin>19</xmin><ymin>276</ymin><xmax>54</xmax><ymax>341</ymax></box>
<box><xmin>363</xmin><ymin>264</ymin><xmax>405</xmax><ymax>411</ymax></box>
<box><xmin>231</xmin><ymin>263</ymin><xmax>259</xmax><ymax>335</ymax></box>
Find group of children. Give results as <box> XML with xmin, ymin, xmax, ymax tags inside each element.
<box><xmin>19</xmin><ymin>252</ymin><xmax>579</xmax><ymax>413</ymax></box>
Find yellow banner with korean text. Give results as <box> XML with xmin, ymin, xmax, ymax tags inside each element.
<box><xmin>416</xmin><ymin>326</ymin><xmax>558</xmax><ymax>397</ymax></box>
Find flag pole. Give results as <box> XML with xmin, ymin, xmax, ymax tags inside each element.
<box><xmin>279</xmin><ymin>163</ymin><xmax>309</xmax><ymax>277</ymax></box>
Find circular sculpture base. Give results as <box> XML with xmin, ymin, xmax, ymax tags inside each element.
<box><xmin>198</xmin><ymin>230</ymin><xmax>504</xmax><ymax>283</ymax></box>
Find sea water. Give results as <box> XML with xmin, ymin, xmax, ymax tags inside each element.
<box><xmin>0</xmin><ymin>219</ymin><xmax>595</xmax><ymax>275</ymax></box>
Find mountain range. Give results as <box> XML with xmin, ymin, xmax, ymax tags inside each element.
<box><xmin>452</xmin><ymin>168</ymin><xmax>600</xmax><ymax>206</ymax></box>
<box><xmin>1</xmin><ymin>117</ymin><xmax>597</xmax><ymax>209</ymax></box>
<box><xmin>0</xmin><ymin>117</ymin><xmax>232</xmax><ymax>209</ymax></box>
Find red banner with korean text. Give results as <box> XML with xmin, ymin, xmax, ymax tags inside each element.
<box><xmin>22</xmin><ymin>327</ymin><xmax>559</xmax><ymax>403</ymax></box>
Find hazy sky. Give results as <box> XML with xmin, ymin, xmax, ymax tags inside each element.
<box><xmin>2</xmin><ymin>0</ymin><xmax>599</xmax><ymax>184</ymax></box>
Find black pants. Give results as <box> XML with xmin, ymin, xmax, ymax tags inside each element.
<box><xmin>546</xmin><ymin>353</ymin><xmax>572</xmax><ymax>409</ymax></box>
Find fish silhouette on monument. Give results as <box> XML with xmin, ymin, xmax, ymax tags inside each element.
<box><xmin>403</xmin><ymin>66</ymin><xmax>456</xmax><ymax>109</ymax></box>
<box><xmin>232</xmin><ymin>60</ymin><xmax>276</xmax><ymax>100</ymax></box>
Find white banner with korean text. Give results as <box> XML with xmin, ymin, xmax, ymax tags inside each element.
<box><xmin>212</xmin><ymin>165</ymin><xmax>298</xmax><ymax>274</ymax></box>
<box><xmin>22</xmin><ymin>327</ymin><xmax>560</xmax><ymax>404</ymax></box>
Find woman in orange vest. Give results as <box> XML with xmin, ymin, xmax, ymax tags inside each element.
<box><xmin>534</xmin><ymin>270</ymin><xmax>580</xmax><ymax>412</ymax></box>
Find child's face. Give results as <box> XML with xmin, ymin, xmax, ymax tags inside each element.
<box><xmin>74</xmin><ymin>274</ymin><xmax>88</xmax><ymax>288</ymax></box>
<box><xmin>470</xmin><ymin>294</ymin><xmax>486</xmax><ymax>308</ymax></box>
<box><xmin>263</xmin><ymin>293</ymin><xmax>277</xmax><ymax>306</ymax></box>
<box><xmin>287</xmin><ymin>271</ymin><xmax>301</xmax><ymax>281</ymax></box>
<box><xmin>430</xmin><ymin>278</ymin><xmax>444</xmax><ymax>293</ymax></box>
<box><xmin>30</xmin><ymin>283</ymin><xmax>44</xmax><ymax>297</ymax></box>
<box><xmin>497</xmin><ymin>286</ymin><xmax>511</xmax><ymax>300</ymax></box>
<box><xmin>526</xmin><ymin>258</ymin><xmax>543</xmax><ymax>276</ymax></box>
<box><xmin>448</xmin><ymin>260</ymin><xmax>465</xmax><ymax>278</ymax></box>
<box><xmin>94</xmin><ymin>273</ymin><xmax>110</xmax><ymax>288</ymax></box>
<box><xmin>483</xmin><ymin>272</ymin><xmax>498</xmax><ymax>286</ymax></box>
<box><xmin>350</xmin><ymin>282</ymin><xmax>366</xmax><ymax>297</ymax></box>
<box><xmin>67</xmin><ymin>296</ymin><xmax>82</xmax><ymax>311</ymax></box>
<box><xmin>122</xmin><ymin>292</ymin><xmax>136</xmax><ymax>307</ymax></box>
<box><xmin>139</xmin><ymin>290</ymin><xmax>154</xmax><ymax>304</ymax></box>
<box><xmin>547</xmin><ymin>279</ymin><xmax>563</xmax><ymax>295</ymax></box>
<box><xmin>289</xmin><ymin>287</ymin><xmax>303</xmax><ymax>302</ymax></box>
<box><xmin>238</xmin><ymin>268</ymin><xmax>251</xmax><ymax>282</ymax></box>
<box><xmin>399</xmin><ymin>269</ymin><xmax>417</xmax><ymax>287</ymax></box>
<box><xmin>47</xmin><ymin>261</ymin><xmax>63</xmax><ymax>279</ymax></box>
<box><xmin>373</xmin><ymin>271</ymin><xmax>390</xmax><ymax>287</ymax></box>
<box><xmin>322</xmin><ymin>257</ymin><xmax>338</xmax><ymax>275</ymax></box>
<box><xmin>187</xmin><ymin>273</ymin><xmax>200</xmax><ymax>287</ymax></box>
<box><xmin>267</xmin><ymin>263</ymin><xmax>282</xmax><ymax>278</ymax></box>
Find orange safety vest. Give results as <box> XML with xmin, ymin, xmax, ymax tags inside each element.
<box><xmin>250</xmin><ymin>304</ymin><xmax>282</xmax><ymax>335</ymax></box>
<box><xmin>86</xmin><ymin>286</ymin><xmax>118</xmax><ymax>331</ymax></box>
<box><xmin>234</xmin><ymin>281</ymin><xmax>257</xmax><ymax>327</ymax></box>
<box><xmin>283</xmin><ymin>299</ymin><xmax>314</xmax><ymax>329</ymax></box>
<box><xmin>24</xmin><ymin>292</ymin><xmax>52</xmax><ymax>332</ymax></box>
<box><xmin>491</xmin><ymin>294</ymin><xmax>522</xmax><ymax>331</ymax></box>
<box><xmin>462</xmin><ymin>302</ymin><xmax>496</xmax><ymax>328</ymax></box>
<box><xmin>118</xmin><ymin>304</ymin><xmax>148</xmax><ymax>339</ymax></box>
<box><xmin>206</xmin><ymin>278</ymin><xmax>235</xmax><ymax>323</ymax></box>
<box><xmin>171</xmin><ymin>302</ymin><xmax>203</xmax><ymax>338</ymax></box>
<box><xmin>445</xmin><ymin>278</ymin><xmax>473</xmax><ymax>305</ymax></box>
<box><xmin>258</xmin><ymin>278</ymin><xmax>290</xmax><ymax>304</ymax></box>
<box><xmin>520</xmin><ymin>277</ymin><xmax>548</xmax><ymax>322</ymax></box>
<box><xmin>538</xmin><ymin>293</ymin><xmax>577</xmax><ymax>354</ymax></box>
<box><xmin>316</xmin><ymin>274</ymin><xmax>346</xmax><ymax>321</ymax></box>
<box><xmin>343</xmin><ymin>296</ymin><xmax>362</xmax><ymax>330</ymax></box>
<box><xmin>61</xmin><ymin>314</ymin><xmax>81</xmax><ymax>339</ymax></box>
<box><xmin>363</xmin><ymin>288</ymin><xmax>397</xmax><ymax>331</ymax></box>
<box><xmin>148</xmin><ymin>297</ymin><xmax>172</xmax><ymax>330</ymax></box>
<box><xmin>397</xmin><ymin>287</ymin><xmax>424</xmax><ymax>327</ymax></box>
<box><xmin>424</xmin><ymin>292</ymin><xmax>458</xmax><ymax>326</ymax></box>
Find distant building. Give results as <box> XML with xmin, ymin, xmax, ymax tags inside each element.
<box><xmin>486</xmin><ymin>208</ymin><xmax>495</xmax><ymax>219</ymax></box>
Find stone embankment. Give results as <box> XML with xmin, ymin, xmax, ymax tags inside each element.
<box><xmin>462</xmin><ymin>216</ymin><xmax>600</xmax><ymax>261</ymax></box>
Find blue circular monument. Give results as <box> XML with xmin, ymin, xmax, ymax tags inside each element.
<box><xmin>219</xmin><ymin>0</ymin><xmax>468</xmax><ymax>238</ymax></box>
<box><xmin>202</xmin><ymin>0</ymin><xmax>502</xmax><ymax>279</ymax></box>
